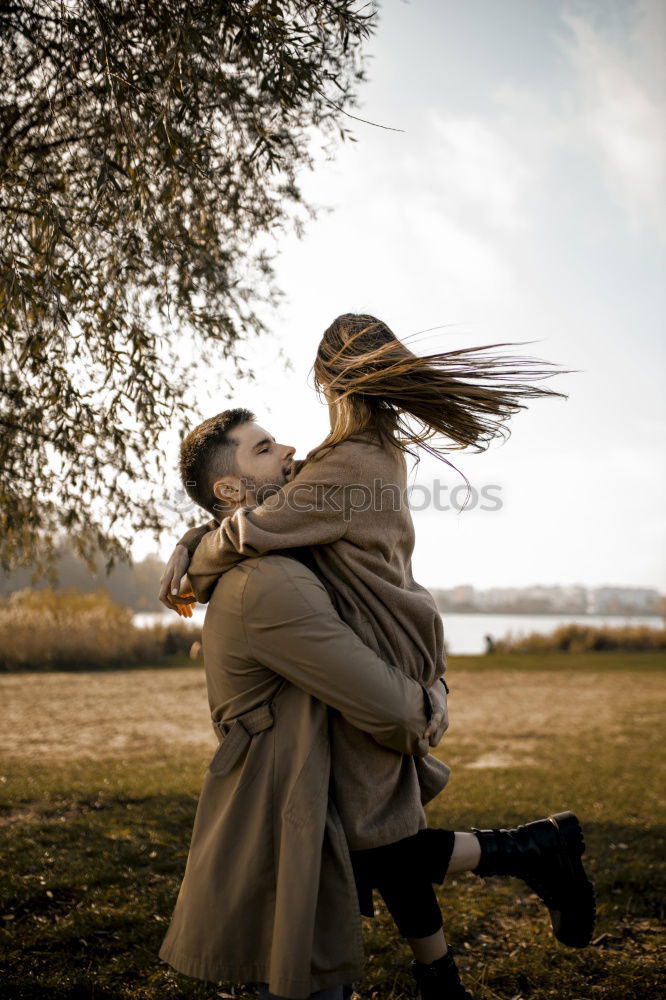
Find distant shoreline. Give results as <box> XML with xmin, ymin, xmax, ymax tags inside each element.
<box><xmin>131</xmin><ymin>607</ymin><xmax>664</xmax><ymax>655</ymax></box>
<box><xmin>436</xmin><ymin>610</ymin><xmax>664</xmax><ymax>618</ymax></box>
<box><xmin>135</xmin><ymin>607</ymin><xmax>664</xmax><ymax>618</ymax></box>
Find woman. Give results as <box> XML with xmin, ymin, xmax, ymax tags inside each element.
<box><xmin>162</xmin><ymin>315</ymin><xmax>596</xmax><ymax>999</ymax></box>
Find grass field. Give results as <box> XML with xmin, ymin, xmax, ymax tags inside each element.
<box><xmin>1</xmin><ymin>651</ymin><xmax>664</xmax><ymax>999</ymax></box>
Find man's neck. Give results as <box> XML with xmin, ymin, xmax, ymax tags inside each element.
<box><xmin>211</xmin><ymin>499</ymin><xmax>235</xmax><ymax>522</ymax></box>
<box><xmin>213</xmin><ymin>493</ymin><xmax>258</xmax><ymax>521</ymax></box>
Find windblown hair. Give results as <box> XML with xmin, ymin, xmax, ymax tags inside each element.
<box><xmin>179</xmin><ymin>408</ymin><xmax>254</xmax><ymax>516</ymax></box>
<box><xmin>310</xmin><ymin>313</ymin><xmax>568</xmax><ymax>467</ymax></box>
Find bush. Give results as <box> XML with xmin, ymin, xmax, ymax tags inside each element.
<box><xmin>494</xmin><ymin>622</ymin><xmax>666</xmax><ymax>654</ymax></box>
<box><xmin>0</xmin><ymin>588</ymin><xmax>201</xmax><ymax>671</ymax></box>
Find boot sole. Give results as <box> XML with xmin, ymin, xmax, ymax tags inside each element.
<box><xmin>547</xmin><ymin>810</ymin><xmax>596</xmax><ymax>948</ymax></box>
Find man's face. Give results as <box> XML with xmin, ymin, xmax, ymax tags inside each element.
<box><xmin>214</xmin><ymin>421</ymin><xmax>296</xmax><ymax>509</ymax></box>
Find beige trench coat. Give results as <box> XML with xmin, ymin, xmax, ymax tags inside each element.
<box><xmin>182</xmin><ymin>430</ymin><xmax>451</xmax><ymax>850</ymax></box>
<box><xmin>159</xmin><ymin>554</ymin><xmax>436</xmax><ymax>998</ymax></box>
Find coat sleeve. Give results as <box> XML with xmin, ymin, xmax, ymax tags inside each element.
<box><xmin>187</xmin><ymin>441</ymin><xmax>371</xmax><ymax>603</ymax></box>
<box><xmin>233</xmin><ymin>557</ymin><xmax>433</xmax><ymax>757</ymax></box>
<box><xmin>178</xmin><ymin>518</ymin><xmax>218</xmax><ymax>556</ymax></box>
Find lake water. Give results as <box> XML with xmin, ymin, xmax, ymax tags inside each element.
<box><xmin>439</xmin><ymin>612</ymin><xmax>662</xmax><ymax>654</ymax></box>
<box><xmin>135</xmin><ymin>608</ymin><xmax>663</xmax><ymax>656</ymax></box>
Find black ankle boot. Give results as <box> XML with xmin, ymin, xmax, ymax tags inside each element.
<box><xmin>470</xmin><ymin>810</ymin><xmax>596</xmax><ymax>948</ymax></box>
<box><xmin>410</xmin><ymin>946</ymin><xmax>475</xmax><ymax>1000</ymax></box>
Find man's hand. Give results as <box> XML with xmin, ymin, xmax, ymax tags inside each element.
<box><xmin>423</xmin><ymin>679</ymin><xmax>449</xmax><ymax>747</ymax></box>
<box><xmin>159</xmin><ymin>544</ymin><xmax>197</xmax><ymax>612</ymax></box>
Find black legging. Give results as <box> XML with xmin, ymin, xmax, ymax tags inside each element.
<box><xmin>349</xmin><ymin>828</ymin><xmax>456</xmax><ymax>939</ymax></box>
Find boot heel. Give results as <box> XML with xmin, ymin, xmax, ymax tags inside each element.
<box><xmin>550</xmin><ymin>811</ymin><xmax>586</xmax><ymax>856</ymax></box>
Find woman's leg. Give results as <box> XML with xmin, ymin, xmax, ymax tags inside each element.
<box><xmin>349</xmin><ymin>831</ymin><xmax>473</xmax><ymax>998</ymax></box>
<box><xmin>257</xmin><ymin>986</ymin><xmax>344</xmax><ymax>1000</ymax></box>
<box><xmin>446</xmin><ymin>831</ymin><xmax>482</xmax><ymax>874</ymax></box>
<box><xmin>407</xmin><ymin>929</ymin><xmax>448</xmax><ymax>964</ymax></box>
<box><xmin>374</xmin><ymin>865</ymin><xmax>448</xmax><ymax>961</ymax></box>
<box><xmin>368</xmin><ymin>869</ymin><xmax>474</xmax><ymax>1000</ymax></box>
<box><xmin>350</xmin><ymin>828</ymin><xmax>456</xmax><ymax>960</ymax></box>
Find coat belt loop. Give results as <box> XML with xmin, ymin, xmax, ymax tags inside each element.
<box><xmin>208</xmin><ymin>702</ymin><xmax>276</xmax><ymax>777</ymax></box>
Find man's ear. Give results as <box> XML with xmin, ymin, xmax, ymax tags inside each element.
<box><xmin>212</xmin><ymin>476</ymin><xmax>241</xmax><ymax>504</ymax></box>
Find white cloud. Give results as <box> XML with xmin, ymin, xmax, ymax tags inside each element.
<box><xmin>558</xmin><ymin>2</ymin><xmax>666</xmax><ymax>237</ymax></box>
<box><xmin>419</xmin><ymin>114</ymin><xmax>534</xmax><ymax>232</ymax></box>
<box><xmin>395</xmin><ymin>1</ymin><xmax>666</xmax><ymax>244</ymax></box>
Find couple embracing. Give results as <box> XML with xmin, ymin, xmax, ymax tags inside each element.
<box><xmin>157</xmin><ymin>314</ymin><xmax>596</xmax><ymax>1000</ymax></box>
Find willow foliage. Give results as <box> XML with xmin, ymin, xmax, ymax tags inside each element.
<box><xmin>0</xmin><ymin>1</ymin><xmax>376</xmax><ymax>569</ymax></box>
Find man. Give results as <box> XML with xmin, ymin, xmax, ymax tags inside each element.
<box><xmin>160</xmin><ymin>409</ymin><xmax>596</xmax><ymax>1000</ymax></box>
<box><xmin>158</xmin><ymin>410</ymin><xmax>449</xmax><ymax>999</ymax></box>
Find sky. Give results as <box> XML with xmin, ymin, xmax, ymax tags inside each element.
<box><xmin>143</xmin><ymin>0</ymin><xmax>666</xmax><ymax>593</ymax></box>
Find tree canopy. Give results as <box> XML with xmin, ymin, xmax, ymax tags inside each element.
<box><xmin>0</xmin><ymin>0</ymin><xmax>377</xmax><ymax>570</ymax></box>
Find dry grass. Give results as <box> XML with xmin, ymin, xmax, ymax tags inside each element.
<box><xmin>0</xmin><ymin>666</ymin><xmax>212</xmax><ymax>760</ymax></box>
<box><xmin>0</xmin><ymin>658</ymin><xmax>658</xmax><ymax>764</ymax></box>
<box><xmin>494</xmin><ymin>621</ymin><xmax>666</xmax><ymax>653</ymax></box>
<box><xmin>0</xmin><ymin>588</ymin><xmax>200</xmax><ymax>671</ymax></box>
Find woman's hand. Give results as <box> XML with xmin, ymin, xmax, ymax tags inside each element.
<box><xmin>159</xmin><ymin>544</ymin><xmax>196</xmax><ymax>612</ymax></box>
<box><xmin>424</xmin><ymin>679</ymin><xmax>449</xmax><ymax>747</ymax></box>
<box><xmin>167</xmin><ymin>589</ymin><xmax>196</xmax><ymax>618</ymax></box>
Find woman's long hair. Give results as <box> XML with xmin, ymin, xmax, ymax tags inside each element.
<box><xmin>307</xmin><ymin>313</ymin><xmax>570</xmax><ymax>497</ymax></box>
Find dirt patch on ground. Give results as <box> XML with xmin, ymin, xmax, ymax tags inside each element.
<box><xmin>0</xmin><ymin>668</ymin><xmax>213</xmax><ymax>760</ymax></box>
<box><xmin>1</xmin><ymin>665</ymin><xmax>663</xmax><ymax>764</ymax></box>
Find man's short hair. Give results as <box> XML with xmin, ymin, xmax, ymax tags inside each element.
<box><xmin>179</xmin><ymin>408</ymin><xmax>255</xmax><ymax>516</ymax></box>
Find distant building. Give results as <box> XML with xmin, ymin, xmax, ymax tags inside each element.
<box><xmin>451</xmin><ymin>585</ymin><xmax>476</xmax><ymax>607</ymax></box>
<box><xmin>430</xmin><ymin>583</ymin><xmax>662</xmax><ymax>616</ymax></box>
<box><xmin>484</xmin><ymin>587</ymin><xmax>522</xmax><ymax>608</ymax></box>
<box><xmin>588</xmin><ymin>587</ymin><xmax>661</xmax><ymax>615</ymax></box>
